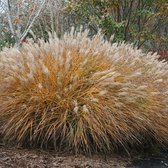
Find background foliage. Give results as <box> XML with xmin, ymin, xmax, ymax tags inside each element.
<box><xmin>0</xmin><ymin>0</ymin><xmax>168</xmax><ymax>50</ymax></box>
<box><xmin>65</xmin><ymin>0</ymin><xmax>168</xmax><ymax>49</ymax></box>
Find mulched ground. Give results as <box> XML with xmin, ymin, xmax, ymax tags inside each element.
<box><xmin>0</xmin><ymin>140</ymin><xmax>167</xmax><ymax>168</ymax></box>
<box><xmin>0</xmin><ymin>124</ymin><xmax>167</xmax><ymax>167</ymax></box>
<box><xmin>0</xmin><ymin>144</ymin><xmax>130</xmax><ymax>168</ymax></box>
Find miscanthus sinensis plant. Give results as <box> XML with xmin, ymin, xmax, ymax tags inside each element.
<box><xmin>0</xmin><ymin>29</ymin><xmax>168</xmax><ymax>154</ymax></box>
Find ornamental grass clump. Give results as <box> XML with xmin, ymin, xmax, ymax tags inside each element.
<box><xmin>0</xmin><ymin>30</ymin><xmax>168</xmax><ymax>153</ymax></box>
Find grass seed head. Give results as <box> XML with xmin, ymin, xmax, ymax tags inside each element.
<box><xmin>0</xmin><ymin>30</ymin><xmax>168</xmax><ymax>154</ymax></box>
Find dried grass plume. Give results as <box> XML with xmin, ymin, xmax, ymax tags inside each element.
<box><xmin>0</xmin><ymin>29</ymin><xmax>168</xmax><ymax>153</ymax></box>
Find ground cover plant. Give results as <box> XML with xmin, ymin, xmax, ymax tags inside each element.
<box><xmin>0</xmin><ymin>30</ymin><xmax>168</xmax><ymax>154</ymax></box>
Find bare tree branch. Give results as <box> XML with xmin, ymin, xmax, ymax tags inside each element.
<box><xmin>20</xmin><ymin>0</ymin><xmax>46</xmax><ymax>44</ymax></box>
<box><xmin>1</xmin><ymin>0</ymin><xmax>46</xmax><ymax>48</ymax></box>
<box><xmin>6</xmin><ymin>0</ymin><xmax>15</xmax><ymax>36</ymax></box>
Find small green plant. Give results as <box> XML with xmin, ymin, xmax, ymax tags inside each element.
<box><xmin>0</xmin><ymin>30</ymin><xmax>168</xmax><ymax>154</ymax></box>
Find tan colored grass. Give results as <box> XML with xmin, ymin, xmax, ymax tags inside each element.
<box><xmin>0</xmin><ymin>30</ymin><xmax>168</xmax><ymax>153</ymax></box>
